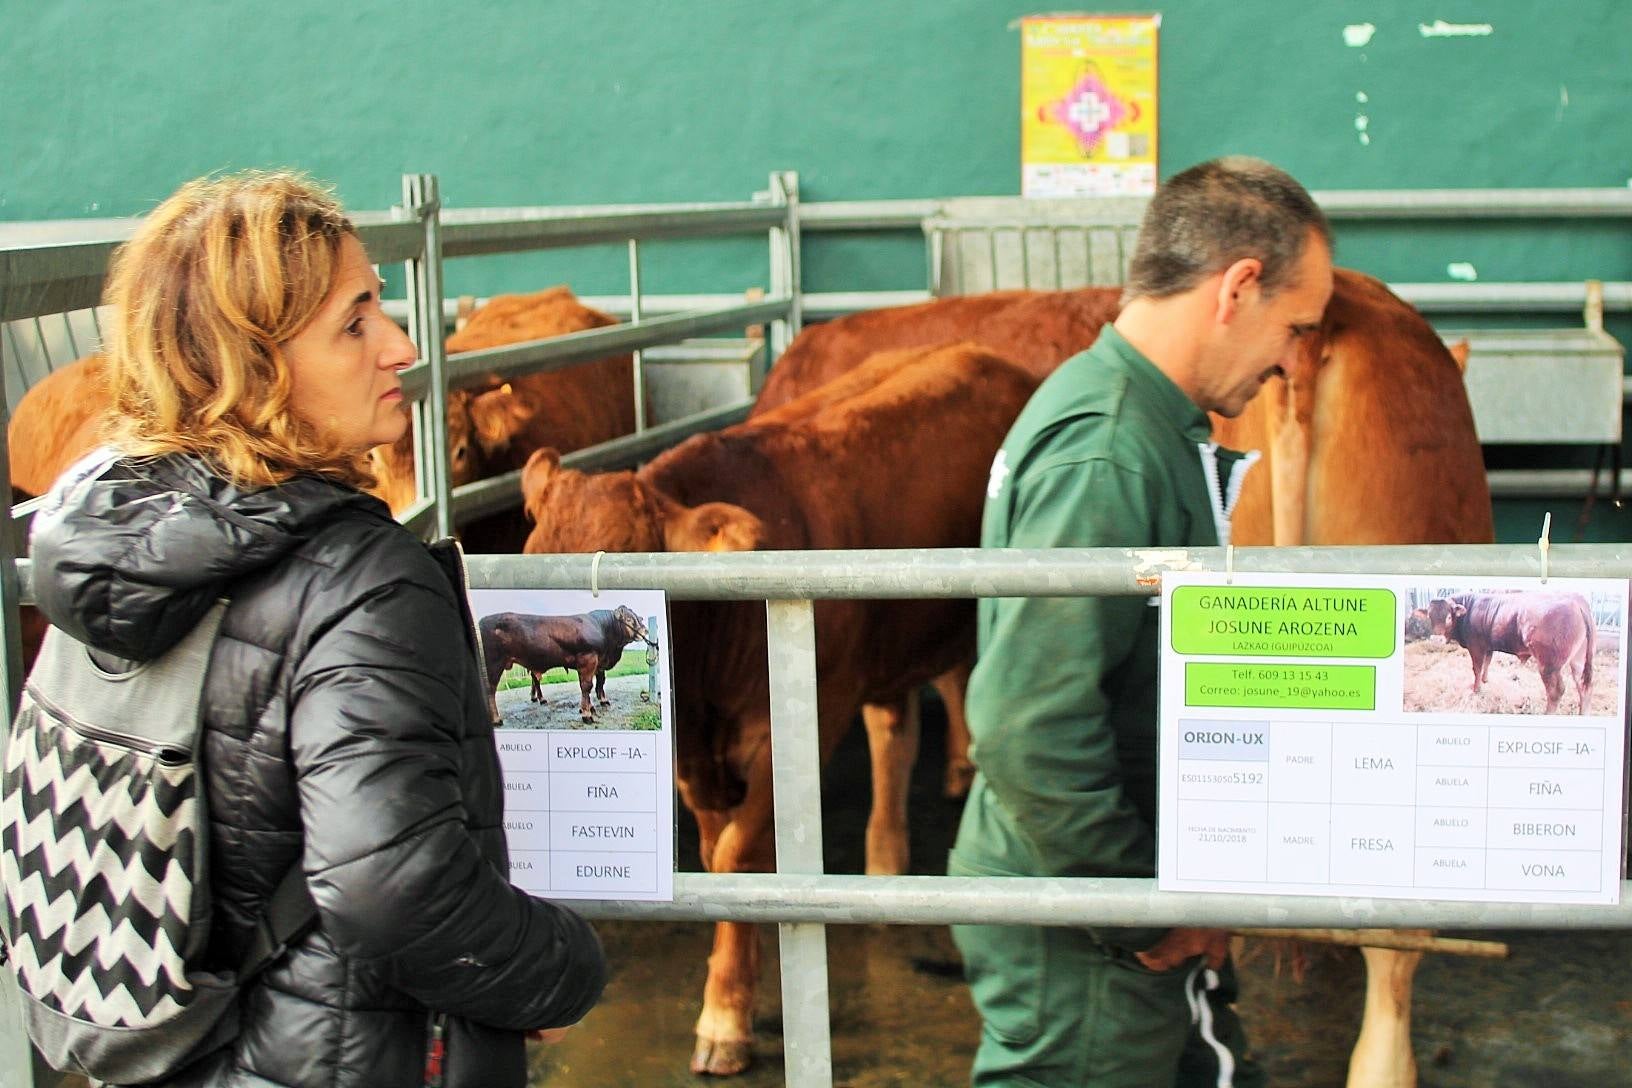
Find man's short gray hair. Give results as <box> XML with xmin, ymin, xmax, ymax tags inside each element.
<box><xmin>1123</xmin><ymin>157</ymin><xmax>1331</xmax><ymax>302</ymax></box>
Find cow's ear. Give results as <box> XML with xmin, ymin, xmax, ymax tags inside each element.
<box><xmin>666</xmin><ymin>501</ymin><xmax>766</xmax><ymax>553</ymax></box>
<box><xmin>1451</xmin><ymin>602</ymin><xmax>1467</xmax><ymax>618</ymax></box>
<box><xmin>470</xmin><ymin>383</ymin><xmax>530</xmax><ymax>456</ymax></box>
<box><xmin>1447</xmin><ymin>339</ymin><xmax>1471</xmax><ymax>374</ymax></box>
<box><xmin>520</xmin><ymin>448</ymin><xmax>563</xmax><ymax>522</ymax></box>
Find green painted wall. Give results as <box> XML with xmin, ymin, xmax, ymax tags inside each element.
<box><xmin>5</xmin><ymin>0</ymin><xmax>1631</xmax><ymax>540</ymax></box>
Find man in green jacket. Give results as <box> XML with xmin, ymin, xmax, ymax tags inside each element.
<box><xmin>950</xmin><ymin>157</ymin><xmax>1334</xmax><ymax>1087</ymax></box>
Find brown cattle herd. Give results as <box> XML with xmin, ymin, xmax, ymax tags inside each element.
<box><xmin>9</xmin><ymin>272</ymin><xmax>1499</xmax><ymax>1082</ymax></box>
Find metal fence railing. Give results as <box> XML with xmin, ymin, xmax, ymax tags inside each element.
<box><xmin>5</xmin><ymin>543</ymin><xmax>1631</xmax><ymax>1088</ymax></box>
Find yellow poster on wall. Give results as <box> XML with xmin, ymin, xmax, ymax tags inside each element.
<box><xmin>1021</xmin><ymin>13</ymin><xmax>1160</xmax><ymax>197</ymax></box>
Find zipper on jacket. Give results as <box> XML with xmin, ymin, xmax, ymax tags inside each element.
<box><xmin>25</xmin><ymin>686</ymin><xmax>190</xmax><ymax>765</ymax></box>
<box><xmin>443</xmin><ymin>539</ymin><xmax>500</xmax><ymax>724</ymax></box>
<box><xmin>423</xmin><ymin>1012</ymin><xmax>447</xmax><ymax>1088</ymax></box>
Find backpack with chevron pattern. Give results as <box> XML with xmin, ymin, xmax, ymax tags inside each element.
<box><xmin>0</xmin><ymin>601</ymin><xmax>313</xmax><ymax>1083</ymax></box>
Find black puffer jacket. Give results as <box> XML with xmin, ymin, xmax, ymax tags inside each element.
<box><xmin>30</xmin><ymin>452</ymin><xmax>606</xmax><ymax>1087</ymax></box>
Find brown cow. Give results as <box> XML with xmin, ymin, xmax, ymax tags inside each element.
<box><xmin>4</xmin><ymin>287</ymin><xmax>634</xmax><ymax>547</ymax></box>
<box><xmin>1426</xmin><ymin>592</ymin><xmax>1596</xmax><ymax>714</ymax></box>
<box><xmin>519</xmin><ymin>343</ymin><xmax>1039</xmax><ymax>1075</ymax></box>
<box><xmin>762</xmin><ymin>299</ymin><xmax>1124</xmax><ymax>800</ymax></box>
<box><xmin>8</xmin><ymin>354</ymin><xmax>109</xmax><ymax>499</ymax></box>
<box><xmin>758</xmin><ymin>272</ymin><xmax>1493</xmax><ymax>806</ymax></box>
<box><xmin>756</xmin><ymin>287</ymin><xmax>1120</xmax><ymax>413</ymax></box>
<box><xmin>479</xmin><ymin>605</ymin><xmax>654</xmax><ymax>722</ymax></box>
<box><xmin>368</xmin><ymin>286</ymin><xmax>636</xmax><ymax>549</ymax></box>
<box><xmin>756</xmin><ymin>273</ymin><xmax>1492</xmax><ymax>1088</ymax></box>
<box><xmin>6</xmin><ymin>286</ymin><xmax>637</xmax><ymax>668</ymax></box>
<box><xmin>764</xmin><ymin>270</ymin><xmax>1492</xmax><ymax>548</ymax></box>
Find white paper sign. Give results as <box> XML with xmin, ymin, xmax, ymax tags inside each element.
<box><xmin>469</xmin><ymin>587</ymin><xmax>674</xmax><ymax>902</ymax></box>
<box><xmin>1158</xmin><ymin>573</ymin><xmax>1629</xmax><ymax>905</ymax></box>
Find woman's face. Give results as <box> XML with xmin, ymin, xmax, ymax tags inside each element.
<box><xmin>282</xmin><ymin>234</ymin><xmax>418</xmax><ymax>454</ymax></box>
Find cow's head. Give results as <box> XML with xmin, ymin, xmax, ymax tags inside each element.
<box><xmin>365</xmin><ymin>388</ymin><xmax>482</xmax><ymax>515</ymax></box>
<box><xmin>469</xmin><ymin>381</ymin><xmax>531</xmax><ymax>466</ymax></box>
<box><xmin>521</xmin><ymin>447</ymin><xmax>768</xmax><ymax>556</ymax></box>
<box><xmin>522</xmin><ymin>448</ymin><xmax>666</xmax><ymax>553</ymax></box>
<box><xmin>665</xmin><ymin>501</ymin><xmax>767</xmax><ymax>553</ymax></box>
<box><xmin>1405</xmin><ymin>607</ymin><xmax>1431</xmax><ymax>642</ymax></box>
<box><xmin>613</xmin><ymin>604</ymin><xmax>655</xmax><ymax>648</ymax></box>
<box><xmin>1425</xmin><ymin>598</ymin><xmax>1466</xmax><ymax>642</ymax></box>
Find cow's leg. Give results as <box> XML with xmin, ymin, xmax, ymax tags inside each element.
<box><xmin>1468</xmin><ymin>649</ymin><xmax>1487</xmax><ymax>693</ymax></box>
<box><xmin>1346</xmin><ymin>941</ymin><xmax>1425</xmax><ymax>1088</ymax></box>
<box><xmin>694</xmin><ymin>807</ymin><xmax>729</xmax><ymax>873</ymax></box>
<box><xmin>692</xmin><ymin>745</ymin><xmax>776</xmax><ymax>1076</ymax></box>
<box><xmin>1571</xmin><ymin>648</ymin><xmax>1592</xmax><ymax>715</ymax></box>
<box><xmin>577</xmin><ymin>663</ymin><xmax>597</xmax><ymax>722</ymax></box>
<box><xmin>861</xmin><ymin>693</ymin><xmax>920</xmax><ymax>876</ymax></box>
<box><xmin>1539</xmin><ymin>665</ymin><xmax>1565</xmax><ymax>715</ymax></box>
<box><xmin>530</xmin><ymin>671</ymin><xmax>544</xmax><ymax>703</ymax></box>
<box><xmin>932</xmin><ymin>663</ymin><xmax>975</xmax><ymax>798</ymax></box>
<box><xmin>1269</xmin><ymin>374</ymin><xmax>1310</xmax><ymax>546</ymax></box>
<box><xmin>596</xmin><ymin>667</ymin><xmax>611</xmax><ymax>707</ymax></box>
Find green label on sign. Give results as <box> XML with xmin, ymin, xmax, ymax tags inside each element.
<box><xmin>1169</xmin><ymin>586</ymin><xmax>1396</xmax><ymax>658</ymax></box>
<box><xmin>1185</xmin><ymin>663</ymin><xmax>1377</xmax><ymax>710</ymax></box>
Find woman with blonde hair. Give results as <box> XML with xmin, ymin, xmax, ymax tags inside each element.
<box><xmin>23</xmin><ymin>171</ymin><xmax>605</xmax><ymax>1086</ymax></box>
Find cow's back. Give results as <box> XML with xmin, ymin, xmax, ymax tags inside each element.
<box><xmin>661</xmin><ymin>344</ymin><xmax>1038</xmax><ymax>552</ymax></box>
<box><xmin>1483</xmin><ymin>592</ymin><xmax>1593</xmax><ymax>663</ymax></box>
<box><xmin>8</xmin><ymin>353</ymin><xmax>108</xmax><ymax>496</ymax></box>
<box><xmin>758</xmin><ymin>275</ymin><xmax>1492</xmax><ymax>549</ymax></box>
<box><xmin>754</xmin><ymin>288</ymin><xmax>1117</xmax><ymax>413</ymax></box>
<box><xmin>448</xmin><ymin>286</ymin><xmax>636</xmax><ymax>458</ymax></box>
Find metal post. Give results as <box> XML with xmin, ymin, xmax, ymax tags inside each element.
<box><xmin>0</xmin><ymin>276</ymin><xmax>48</xmax><ymax>1088</ymax></box>
<box><xmin>401</xmin><ymin>174</ymin><xmax>453</xmax><ymax>539</ymax></box>
<box><xmin>0</xmin><ymin>316</ymin><xmax>22</xmax><ymax>720</ymax></box>
<box><xmin>765</xmin><ymin>599</ymin><xmax>833</xmax><ymax>1088</ymax></box>
<box><xmin>780</xmin><ymin>171</ymin><xmax>802</xmax><ymax>341</ymax></box>
<box><xmin>766</xmin><ymin>172</ymin><xmax>803</xmax><ymax>362</ymax></box>
<box><xmin>628</xmin><ymin>239</ymin><xmax>646</xmax><ymax>432</ymax></box>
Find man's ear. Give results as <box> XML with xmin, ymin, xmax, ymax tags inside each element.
<box><xmin>1215</xmin><ymin>257</ymin><xmax>1264</xmax><ymax>325</ymax></box>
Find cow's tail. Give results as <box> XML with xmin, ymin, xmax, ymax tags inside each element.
<box><xmin>1580</xmin><ymin>597</ymin><xmax>1596</xmax><ymax>690</ymax></box>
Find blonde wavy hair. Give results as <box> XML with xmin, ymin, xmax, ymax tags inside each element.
<box><xmin>104</xmin><ymin>170</ymin><xmax>376</xmax><ymax>489</ymax></box>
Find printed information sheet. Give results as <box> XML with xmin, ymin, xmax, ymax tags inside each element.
<box><xmin>1158</xmin><ymin>573</ymin><xmax>1629</xmax><ymax>904</ymax></box>
<box><xmin>468</xmin><ymin>587</ymin><xmax>675</xmax><ymax>902</ymax></box>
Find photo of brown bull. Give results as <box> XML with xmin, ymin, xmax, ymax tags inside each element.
<box><xmin>1424</xmin><ymin>591</ymin><xmax>1598</xmax><ymax>714</ymax></box>
<box><xmin>479</xmin><ymin>604</ymin><xmax>655</xmax><ymax>723</ymax></box>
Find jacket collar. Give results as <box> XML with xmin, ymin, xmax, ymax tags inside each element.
<box><xmin>1095</xmin><ymin>324</ymin><xmax>1214</xmax><ymax>445</ymax></box>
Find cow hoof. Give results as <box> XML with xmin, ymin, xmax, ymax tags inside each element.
<box><xmin>580</xmin><ymin>714</ymin><xmax>594</xmax><ymax>724</ymax></box>
<box><xmin>690</xmin><ymin>1036</ymin><xmax>753</xmax><ymax>1076</ymax></box>
<box><xmin>598</xmin><ymin>698</ymin><xmax>611</xmax><ymax>707</ymax></box>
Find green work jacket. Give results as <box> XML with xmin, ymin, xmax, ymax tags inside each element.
<box><xmin>951</xmin><ymin>325</ymin><xmax>1255</xmax><ymax>945</ymax></box>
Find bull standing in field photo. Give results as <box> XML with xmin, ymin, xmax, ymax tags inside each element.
<box><xmin>1411</xmin><ymin>590</ymin><xmax>1608</xmax><ymax>715</ymax></box>
<box><xmin>480</xmin><ymin>605</ymin><xmax>657</xmax><ymax>725</ymax></box>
